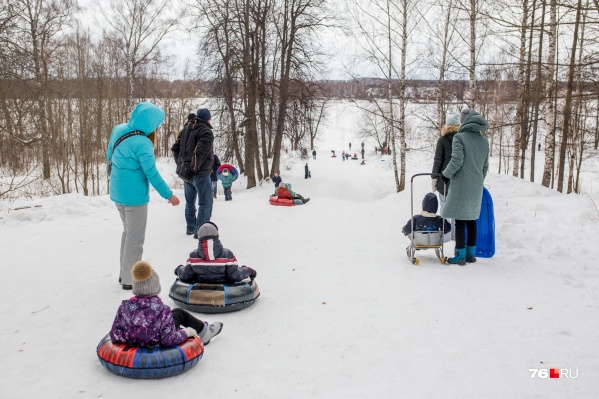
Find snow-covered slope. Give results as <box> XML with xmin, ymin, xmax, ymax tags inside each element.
<box><xmin>1</xmin><ymin>102</ymin><xmax>597</xmax><ymax>398</ymax></box>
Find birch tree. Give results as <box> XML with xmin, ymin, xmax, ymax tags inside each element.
<box><xmin>541</xmin><ymin>0</ymin><xmax>558</xmax><ymax>188</ymax></box>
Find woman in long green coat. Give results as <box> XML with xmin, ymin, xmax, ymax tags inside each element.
<box><xmin>441</xmin><ymin>109</ymin><xmax>489</xmax><ymax>265</ymax></box>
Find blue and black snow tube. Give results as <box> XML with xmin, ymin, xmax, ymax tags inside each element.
<box><xmin>97</xmin><ymin>334</ymin><xmax>204</xmax><ymax>379</ymax></box>
<box><xmin>169</xmin><ymin>279</ymin><xmax>260</xmax><ymax>314</ymax></box>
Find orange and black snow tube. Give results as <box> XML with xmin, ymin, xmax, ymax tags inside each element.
<box><xmin>97</xmin><ymin>335</ymin><xmax>204</xmax><ymax>379</ymax></box>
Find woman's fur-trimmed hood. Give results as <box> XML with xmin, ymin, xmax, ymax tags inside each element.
<box><xmin>441</xmin><ymin>125</ymin><xmax>460</xmax><ymax>136</ymax></box>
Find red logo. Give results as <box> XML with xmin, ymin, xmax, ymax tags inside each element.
<box><xmin>550</xmin><ymin>369</ymin><xmax>560</xmax><ymax>378</ymax></box>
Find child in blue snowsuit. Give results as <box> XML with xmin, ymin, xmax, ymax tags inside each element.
<box><xmin>402</xmin><ymin>192</ymin><xmax>451</xmax><ymax>240</ymax></box>
<box><xmin>218</xmin><ymin>168</ymin><xmax>236</xmax><ymax>201</ymax></box>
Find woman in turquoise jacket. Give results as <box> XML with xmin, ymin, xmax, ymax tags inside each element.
<box><xmin>441</xmin><ymin>109</ymin><xmax>489</xmax><ymax>265</ymax></box>
<box><xmin>107</xmin><ymin>102</ymin><xmax>180</xmax><ymax>289</ymax></box>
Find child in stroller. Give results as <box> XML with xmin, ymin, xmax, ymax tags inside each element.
<box><xmin>403</xmin><ymin>192</ymin><xmax>451</xmax><ymax>264</ymax></box>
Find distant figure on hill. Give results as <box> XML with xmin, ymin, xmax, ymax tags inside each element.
<box><xmin>312</xmin><ymin>149</ymin><xmax>316</xmax><ymax>159</ymax></box>
<box><xmin>272</xmin><ymin>172</ymin><xmax>282</xmax><ymax>188</ymax></box>
<box><xmin>305</xmin><ymin>163</ymin><xmax>311</xmax><ymax>179</ymax></box>
<box><xmin>538</xmin><ymin>143</ymin><xmax>541</xmax><ymax>151</ymax></box>
<box><xmin>349</xmin><ymin>142</ymin><xmax>352</xmax><ymax>150</ymax></box>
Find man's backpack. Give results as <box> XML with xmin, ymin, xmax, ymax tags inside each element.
<box><xmin>175</xmin><ymin>123</ymin><xmax>196</xmax><ymax>183</ymax></box>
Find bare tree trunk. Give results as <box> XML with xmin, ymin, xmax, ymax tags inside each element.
<box><xmin>512</xmin><ymin>0</ymin><xmax>528</xmax><ymax>178</ymax></box>
<box><xmin>595</xmin><ymin>94</ymin><xmax>599</xmax><ymax>149</ymax></box>
<box><xmin>530</xmin><ymin>0</ymin><xmax>545</xmax><ymax>182</ymax></box>
<box><xmin>556</xmin><ymin>0</ymin><xmax>582</xmax><ymax>193</ymax></box>
<box><xmin>271</xmin><ymin>0</ymin><xmax>294</xmax><ymax>176</ymax></box>
<box><xmin>541</xmin><ymin>0</ymin><xmax>557</xmax><ymax>188</ymax></box>
<box><xmin>436</xmin><ymin>0</ymin><xmax>455</xmax><ymax>130</ymax></box>
<box><xmin>397</xmin><ymin>0</ymin><xmax>408</xmax><ymax>193</ymax></box>
<box><xmin>242</xmin><ymin>0</ymin><xmax>258</xmax><ymax>188</ymax></box>
<box><xmin>467</xmin><ymin>0</ymin><xmax>477</xmax><ymax>108</ymax></box>
<box><xmin>385</xmin><ymin>0</ymin><xmax>399</xmax><ymax>192</ymax></box>
<box><xmin>568</xmin><ymin>2</ymin><xmax>587</xmax><ymax>194</ymax></box>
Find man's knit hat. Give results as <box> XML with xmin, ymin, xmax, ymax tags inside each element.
<box><xmin>196</xmin><ymin>108</ymin><xmax>211</xmax><ymax>122</ymax></box>
<box><xmin>131</xmin><ymin>261</ymin><xmax>161</xmax><ymax>297</ymax></box>
<box><xmin>197</xmin><ymin>221</ymin><xmax>219</xmax><ymax>240</ymax></box>
<box><xmin>446</xmin><ymin>112</ymin><xmax>460</xmax><ymax>126</ymax></box>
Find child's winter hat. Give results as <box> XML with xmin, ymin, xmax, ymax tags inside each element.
<box><xmin>131</xmin><ymin>261</ymin><xmax>161</xmax><ymax>297</ymax></box>
<box><xmin>197</xmin><ymin>221</ymin><xmax>219</xmax><ymax>240</ymax></box>
<box><xmin>446</xmin><ymin>112</ymin><xmax>460</xmax><ymax>126</ymax></box>
<box><xmin>222</xmin><ymin>168</ymin><xmax>229</xmax><ymax>175</ymax></box>
<box><xmin>196</xmin><ymin>108</ymin><xmax>211</xmax><ymax>122</ymax></box>
<box><xmin>285</xmin><ymin>183</ymin><xmax>292</xmax><ymax>190</ymax></box>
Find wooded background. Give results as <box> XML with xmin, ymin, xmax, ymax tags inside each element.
<box><xmin>1</xmin><ymin>0</ymin><xmax>598</xmax><ymax>199</ymax></box>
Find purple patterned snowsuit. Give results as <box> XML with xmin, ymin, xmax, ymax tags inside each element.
<box><xmin>109</xmin><ymin>296</ymin><xmax>187</xmax><ymax>348</ymax></box>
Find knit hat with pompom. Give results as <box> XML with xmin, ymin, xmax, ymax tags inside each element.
<box><xmin>446</xmin><ymin>112</ymin><xmax>460</xmax><ymax>126</ymax></box>
<box><xmin>131</xmin><ymin>261</ymin><xmax>161</xmax><ymax>297</ymax></box>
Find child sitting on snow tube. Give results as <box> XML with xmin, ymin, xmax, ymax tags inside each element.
<box><xmin>110</xmin><ymin>261</ymin><xmax>223</xmax><ymax>347</ymax></box>
<box><xmin>276</xmin><ymin>182</ymin><xmax>310</xmax><ymax>204</ymax></box>
<box><xmin>174</xmin><ymin>221</ymin><xmax>257</xmax><ymax>284</ymax></box>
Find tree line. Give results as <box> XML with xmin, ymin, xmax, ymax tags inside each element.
<box><xmin>1</xmin><ymin>0</ymin><xmax>598</xmax><ymax>199</ymax></box>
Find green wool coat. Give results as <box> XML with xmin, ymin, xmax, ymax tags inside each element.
<box><xmin>441</xmin><ymin>111</ymin><xmax>490</xmax><ymax>220</ymax></box>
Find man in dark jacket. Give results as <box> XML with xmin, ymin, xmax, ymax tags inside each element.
<box><xmin>172</xmin><ymin>108</ymin><xmax>214</xmax><ymax>237</ymax></box>
<box><xmin>210</xmin><ymin>154</ymin><xmax>221</xmax><ymax>199</ymax></box>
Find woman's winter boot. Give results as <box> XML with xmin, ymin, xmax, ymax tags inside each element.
<box><xmin>465</xmin><ymin>245</ymin><xmax>477</xmax><ymax>263</ymax></box>
<box><xmin>447</xmin><ymin>248</ymin><xmax>466</xmax><ymax>265</ymax></box>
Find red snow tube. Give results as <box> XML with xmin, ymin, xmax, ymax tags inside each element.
<box><xmin>269</xmin><ymin>196</ymin><xmax>300</xmax><ymax>206</ymax></box>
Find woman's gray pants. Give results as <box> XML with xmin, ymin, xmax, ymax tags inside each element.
<box><xmin>116</xmin><ymin>204</ymin><xmax>148</xmax><ymax>285</ymax></box>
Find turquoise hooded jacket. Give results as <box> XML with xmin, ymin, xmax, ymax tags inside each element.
<box><xmin>107</xmin><ymin>102</ymin><xmax>172</xmax><ymax>206</ymax></box>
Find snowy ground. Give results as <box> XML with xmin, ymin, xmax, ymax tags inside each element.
<box><xmin>1</xmin><ymin>101</ymin><xmax>598</xmax><ymax>398</ymax></box>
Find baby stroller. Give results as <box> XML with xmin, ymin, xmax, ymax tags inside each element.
<box><xmin>405</xmin><ymin>173</ymin><xmax>447</xmax><ymax>265</ymax></box>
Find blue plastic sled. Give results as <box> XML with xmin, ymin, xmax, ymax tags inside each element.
<box><xmin>475</xmin><ymin>187</ymin><xmax>495</xmax><ymax>258</ymax></box>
